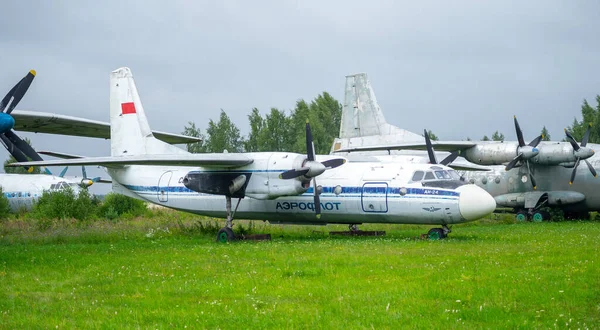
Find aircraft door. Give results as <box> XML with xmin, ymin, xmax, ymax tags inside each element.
<box><xmin>157</xmin><ymin>171</ymin><xmax>173</xmax><ymax>202</ymax></box>
<box><xmin>361</xmin><ymin>182</ymin><xmax>388</xmax><ymax>213</ymax></box>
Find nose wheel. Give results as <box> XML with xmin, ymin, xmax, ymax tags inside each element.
<box><xmin>427</xmin><ymin>225</ymin><xmax>451</xmax><ymax>240</ymax></box>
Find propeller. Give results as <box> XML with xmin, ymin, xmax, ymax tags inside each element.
<box><xmin>279</xmin><ymin>120</ymin><xmax>346</xmax><ymax>218</ymax></box>
<box><xmin>0</xmin><ymin>70</ymin><xmax>43</xmax><ymax>172</ymax></box>
<box><xmin>423</xmin><ymin>129</ymin><xmax>458</xmax><ymax>165</ymax></box>
<box><xmin>565</xmin><ymin>124</ymin><xmax>597</xmax><ymax>184</ymax></box>
<box><xmin>58</xmin><ymin>165</ymin><xmax>102</xmax><ymax>187</ymax></box>
<box><xmin>505</xmin><ymin>116</ymin><xmax>543</xmax><ymax>189</ymax></box>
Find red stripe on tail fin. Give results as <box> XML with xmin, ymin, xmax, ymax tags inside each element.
<box><xmin>121</xmin><ymin>102</ymin><xmax>136</xmax><ymax>114</ymax></box>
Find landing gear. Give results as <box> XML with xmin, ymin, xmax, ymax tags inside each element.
<box><xmin>216</xmin><ymin>196</ymin><xmax>242</xmax><ymax>243</ymax></box>
<box><xmin>349</xmin><ymin>224</ymin><xmax>359</xmax><ymax>232</ymax></box>
<box><xmin>516</xmin><ymin>208</ymin><xmax>551</xmax><ymax>222</ymax></box>
<box><xmin>427</xmin><ymin>225</ymin><xmax>451</xmax><ymax>240</ymax></box>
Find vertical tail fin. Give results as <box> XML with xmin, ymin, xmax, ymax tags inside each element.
<box><xmin>109</xmin><ymin>67</ymin><xmax>187</xmax><ymax>156</ymax></box>
<box><xmin>331</xmin><ymin>73</ymin><xmax>424</xmax><ymax>154</ymax></box>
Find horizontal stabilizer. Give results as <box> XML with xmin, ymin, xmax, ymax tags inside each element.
<box><xmin>11</xmin><ymin>110</ymin><xmax>201</xmax><ymax>145</ymax></box>
<box><xmin>11</xmin><ymin>154</ymin><xmax>254</xmax><ymax>168</ymax></box>
<box><xmin>39</xmin><ymin>150</ymin><xmax>84</xmax><ymax>159</ymax></box>
<box><xmin>447</xmin><ymin>163</ymin><xmax>491</xmax><ymax>171</ymax></box>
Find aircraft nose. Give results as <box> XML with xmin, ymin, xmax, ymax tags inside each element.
<box><xmin>456</xmin><ymin>184</ymin><xmax>496</xmax><ymax>221</ymax></box>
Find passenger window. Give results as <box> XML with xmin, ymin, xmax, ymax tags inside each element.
<box><xmin>411</xmin><ymin>171</ymin><xmax>424</xmax><ymax>181</ymax></box>
<box><xmin>424</xmin><ymin>171</ymin><xmax>435</xmax><ymax>180</ymax></box>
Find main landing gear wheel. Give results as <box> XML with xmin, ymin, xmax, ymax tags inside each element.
<box><xmin>216</xmin><ymin>227</ymin><xmax>235</xmax><ymax>243</ymax></box>
<box><xmin>216</xmin><ymin>196</ymin><xmax>242</xmax><ymax>243</ymax></box>
<box><xmin>516</xmin><ymin>210</ymin><xmax>529</xmax><ymax>222</ymax></box>
<box><xmin>531</xmin><ymin>210</ymin><xmax>549</xmax><ymax>222</ymax></box>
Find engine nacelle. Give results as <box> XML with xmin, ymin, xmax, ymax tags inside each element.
<box><xmin>245</xmin><ymin>153</ymin><xmax>309</xmax><ymax>199</ymax></box>
<box><xmin>183</xmin><ymin>153</ymin><xmax>311</xmax><ymax>200</ymax></box>
<box><xmin>462</xmin><ymin>142</ymin><xmax>518</xmax><ymax>165</ymax></box>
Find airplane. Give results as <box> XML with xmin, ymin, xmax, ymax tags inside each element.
<box><xmin>330</xmin><ymin>73</ymin><xmax>600</xmax><ymax>221</ymax></box>
<box><xmin>13</xmin><ymin>67</ymin><xmax>497</xmax><ymax>241</ymax></box>
<box><xmin>0</xmin><ymin>69</ymin><xmax>199</xmax><ymax>211</ymax></box>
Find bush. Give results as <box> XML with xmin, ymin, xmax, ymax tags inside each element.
<box><xmin>0</xmin><ymin>187</ymin><xmax>11</xmax><ymax>220</ymax></box>
<box><xmin>97</xmin><ymin>193</ymin><xmax>147</xmax><ymax>219</ymax></box>
<box><xmin>31</xmin><ymin>188</ymin><xmax>99</xmax><ymax>220</ymax></box>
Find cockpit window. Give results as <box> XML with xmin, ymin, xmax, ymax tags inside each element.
<box><xmin>411</xmin><ymin>171</ymin><xmax>424</xmax><ymax>182</ymax></box>
<box><xmin>424</xmin><ymin>171</ymin><xmax>435</xmax><ymax>180</ymax></box>
<box><xmin>448</xmin><ymin>170</ymin><xmax>461</xmax><ymax>180</ymax></box>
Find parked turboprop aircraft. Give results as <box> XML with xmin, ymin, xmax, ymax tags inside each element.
<box><xmin>13</xmin><ymin>67</ymin><xmax>496</xmax><ymax>241</ymax></box>
<box><xmin>330</xmin><ymin>73</ymin><xmax>600</xmax><ymax>220</ymax></box>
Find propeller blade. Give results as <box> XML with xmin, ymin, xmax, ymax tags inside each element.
<box><xmin>4</xmin><ymin>70</ymin><xmax>36</xmax><ymax>115</ymax></box>
<box><xmin>514</xmin><ymin>116</ymin><xmax>525</xmax><ymax>147</ymax></box>
<box><xmin>440</xmin><ymin>151</ymin><xmax>459</xmax><ymax>166</ymax></box>
<box><xmin>43</xmin><ymin>167</ymin><xmax>52</xmax><ymax>175</ymax></box>
<box><xmin>4</xmin><ymin>130</ymin><xmax>43</xmax><ymax>161</ymax></box>
<box><xmin>528</xmin><ymin>134</ymin><xmax>543</xmax><ymax>148</ymax></box>
<box><xmin>313</xmin><ymin>178</ymin><xmax>321</xmax><ymax>218</ymax></box>
<box><xmin>82</xmin><ymin>165</ymin><xmax>87</xmax><ymax>179</ymax></box>
<box><xmin>279</xmin><ymin>168</ymin><xmax>309</xmax><ymax>180</ymax></box>
<box><xmin>564</xmin><ymin>129</ymin><xmax>580</xmax><ymax>151</ymax></box>
<box><xmin>321</xmin><ymin>158</ymin><xmax>346</xmax><ymax>169</ymax></box>
<box><xmin>526</xmin><ymin>161</ymin><xmax>536</xmax><ymax>190</ymax></box>
<box><xmin>92</xmin><ymin>177</ymin><xmax>102</xmax><ymax>183</ymax></box>
<box><xmin>570</xmin><ymin>158</ymin><xmax>581</xmax><ymax>185</ymax></box>
<box><xmin>423</xmin><ymin>129</ymin><xmax>437</xmax><ymax>164</ymax></box>
<box><xmin>0</xmin><ymin>134</ymin><xmax>34</xmax><ymax>172</ymax></box>
<box><xmin>581</xmin><ymin>124</ymin><xmax>592</xmax><ymax>147</ymax></box>
<box><xmin>0</xmin><ymin>81</ymin><xmax>19</xmax><ymax>113</ymax></box>
<box><xmin>59</xmin><ymin>166</ymin><xmax>69</xmax><ymax>178</ymax></box>
<box><xmin>505</xmin><ymin>153</ymin><xmax>523</xmax><ymax>171</ymax></box>
<box><xmin>584</xmin><ymin>159</ymin><xmax>597</xmax><ymax>178</ymax></box>
<box><xmin>306</xmin><ymin>120</ymin><xmax>315</xmax><ymax>162</ymax></box>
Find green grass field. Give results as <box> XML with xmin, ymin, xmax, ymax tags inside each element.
<box><xmin>0</xmin><ymin>215</ymin><xmax>599</xmax><ymax>329</ymax></box>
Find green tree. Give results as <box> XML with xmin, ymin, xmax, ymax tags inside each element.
<box><xmin>244</xmin><ymin>108</ymin><xmax>265</xmax><ymax>152</ymax></box>
<box><xmin>491</xmin><ymin>131</ymin><xmax>504</xmax><ymax>142</ymax></box>
<box><xmin>289</xmin><ymin>92</ymin><xmax>342</xmax><ymax>154</ymax></box>
<box><xmin>482</xmin><ymin>135</ymin><xmax>490</xmax><ymax>141</ymax></box>
<box><xmin>3</xmin><ymin>137</ymin><xmax>41</xmax><ymax>174</ymax></box>
<box><xmin>181</xmin><ymin>121</ymin><xmax>207</xmax><ymax>153</ymax></box>
<box><xmin>204</xmin><ymin>110</ymin><xmax>244</xmax><ymax>153</ymax></box>
<box><xmin>540</xmin><ymin>126</ymin><xmax>551</xmax><ymax>141</ymax></box>
<box><xmin>258</xmin><ymin>108</ymin><xmax>292</xmax><ymax>152</ymax></box>
<box><xmin>567</xmin><ymin>96</ymin><xmax>600</xmax><ymax>143</ymax></box>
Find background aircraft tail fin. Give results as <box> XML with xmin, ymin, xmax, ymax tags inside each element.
<box><xmin>331</xmin><ymin>73</ymin><xmax>424</xmax><ymax>154</ymax></box>
<box><xmin>109</xmin><ymin>67</ymin><xmax>187</xmax><ymax>156</ymax></box>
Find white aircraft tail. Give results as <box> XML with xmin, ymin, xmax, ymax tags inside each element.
<box><xmin>331</xmin><ymin>73</ymin><xmax>424</xmax><ymax>154</ymax></box>
<box><xmin>110</xmin><ymin>67</ymin><xmax>188</xmax><ymax>156</ymax></box>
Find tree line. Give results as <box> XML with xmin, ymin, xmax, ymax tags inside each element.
<box><xmin>182</xmin><ymin>92</ymin><xmax>342</xmax><ymax>155</ymax></box>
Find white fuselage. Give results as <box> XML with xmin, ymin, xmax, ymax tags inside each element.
<box><xmin>108</xmin><ymin>153</ymin><xmax>494</xmax><ymax>225</ymax></box>
<box><xmin>0</xmin><ymin>174</ymin><xmax>83</xmax><ymax>211</ymax></box>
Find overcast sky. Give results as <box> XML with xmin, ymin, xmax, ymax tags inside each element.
<box><xmin>1</xmin><ymin>1</ymin><xmax>600</xmax><ymax>192</ymax></box>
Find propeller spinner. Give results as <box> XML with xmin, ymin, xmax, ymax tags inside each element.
<box><xmin>279</xmin><ymin>121</ymin><xmax>346</xmax><ymax>218</ymax></box>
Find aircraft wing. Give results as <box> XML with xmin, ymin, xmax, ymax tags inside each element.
<box><xmin>38</xmin><ymin>151</ymin><xmax>84</xmax><ymax>159</ymax></box>
<box><xmin>333</xmin><ymin>141</ymin><xmax>477</xmax><ymax>153</ymax></box>
<box><xmin>11</xmin><ymin>110</ymin><xmax>201</xmax><ymax>145</ymax></box>
<box><xmin>11</xmin><ymin>154</ymin><xmax>254</xmax><ymax>168</ymax></box>
<box><xmin>447</xmin><ymin>163</ymin><xmax>491</xmax><ymax>171</ymax></box>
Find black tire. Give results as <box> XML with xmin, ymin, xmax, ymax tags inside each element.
<box><xmin>216</xmin><ymin>227</ymin><xmax>235</xmax><ymax>243</ymax></box>
<box><xmin>427</xmin><ymin>228</ymin><xmax>445</xmax><ymax>240</ymax></box>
